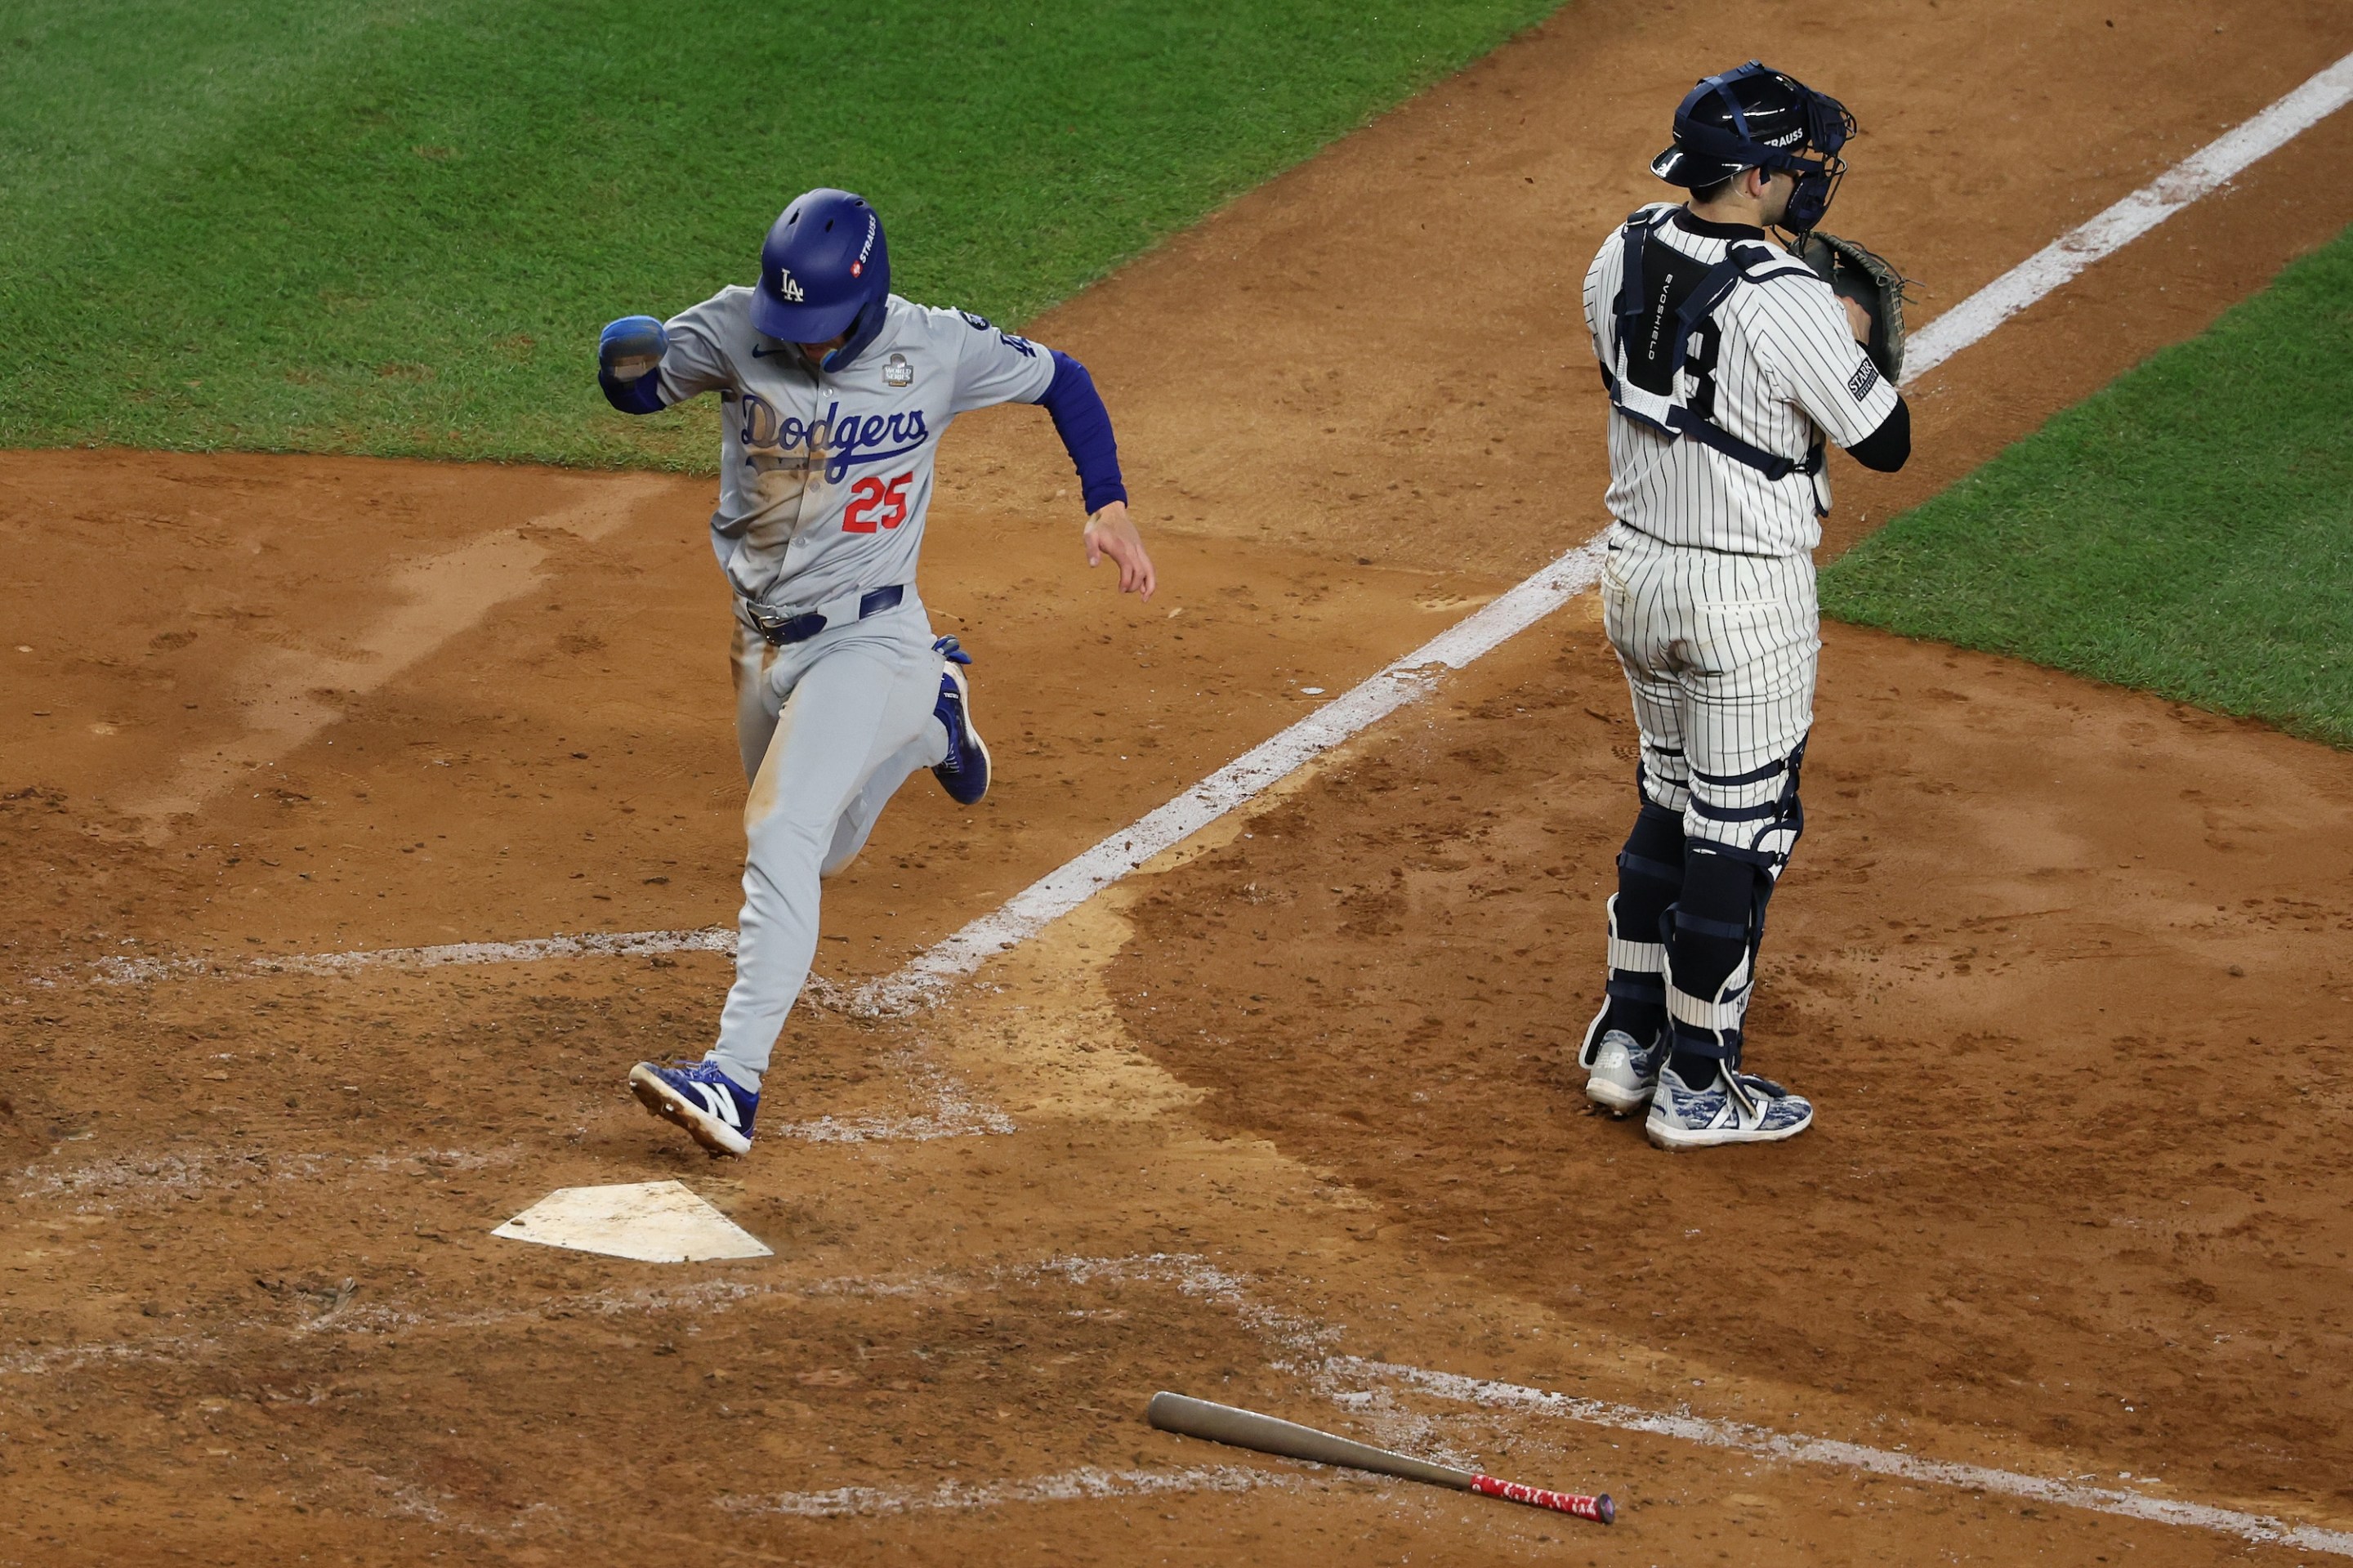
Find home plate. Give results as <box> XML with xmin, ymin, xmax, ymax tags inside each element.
<box><xmin>492</xmin><ymin>1180</ymin><xmax>772</xmax><ymax>1263</ymax></box>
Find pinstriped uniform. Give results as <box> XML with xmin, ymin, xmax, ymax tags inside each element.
<box><xmin>1583</xmin><ymin>203</ymin><xmax>1896</xmax><ymax>848</ymax></box>
<box><xmin>1596</xmin><ymin>531</ymin><xmax>1815</xmax><ymax>853</ymax></box>
<box><xmin>1574</xmin><ymin>78</ymin><xmax>1898</xmax><ymax>1136</ymax></box>
<box><xmin>1585</xmin><ymin>203</ymin><xmax>1895</xmax><ymax>555</ymax></box>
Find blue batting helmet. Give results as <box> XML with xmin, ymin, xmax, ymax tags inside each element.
<box><xmin>1652</xmin><ymin>61</ymin><xmax>1857</xmax><ymax>232</ymax></box>
<box><xmin>752</xmin><ymin>188</ymin><xmax>891</xmax><ymax>347</ymax></box>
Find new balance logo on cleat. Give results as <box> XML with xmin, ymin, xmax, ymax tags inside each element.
<box><xmin>629</xmin><ymin>1059</ymin><xmax>760</xmax><ymax>1157</ymax></box>
<box><xmin>685</xmin><ymin>1081</ymin><xmax>740</xmax><ymax>1127</ymax></box>
<box><xmin>1578</xmin><ymin>999</ymin><xmax>1666</xmax><ymax>1116</ymax></box>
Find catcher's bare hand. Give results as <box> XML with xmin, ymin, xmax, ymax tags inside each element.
<box><xmin>1843</xmin><ymin>297</ymin><xmax>1873</xmax><ymax>344</ymax></box>
<box><xmin>1083</xmin><ymin>499</ymin><xmax>1156</xmax><ymax>601</ymax></box>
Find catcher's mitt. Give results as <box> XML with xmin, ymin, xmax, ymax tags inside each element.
<box><xmin>1794</xmin><ymin>231</ymin><xmax>1911</xmax><ymax>384</ymax></box>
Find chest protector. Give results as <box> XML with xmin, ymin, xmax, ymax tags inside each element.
<box><xmin>1601</xmin><ymin>207</ymin><xmax>1826</xmax><ymax>507</ymax></box>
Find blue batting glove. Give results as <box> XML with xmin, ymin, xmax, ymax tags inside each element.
<box><xmin>599</xmin><ymin>315</ymin><xmax>668</xmax><ymax>382</ymax></box>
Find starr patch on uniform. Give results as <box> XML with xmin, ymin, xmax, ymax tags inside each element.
<box><xmin>884</xmin><ymin>351</ymin><xmax>914</xmax><ymax>388</ymax></box>
<box><xmin>491</xmin><ymin>1179</ymin><xmax>772</xmax><ymax>1263</ymax></box>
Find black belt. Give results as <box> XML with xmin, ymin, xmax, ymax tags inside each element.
<box><xmin>743</xmin><ymin>584</ymin><xmax>905</xmax><ymax>646</ymax></box>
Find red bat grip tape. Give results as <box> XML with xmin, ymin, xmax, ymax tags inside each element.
<box><xmin>1469</xmin><ymin>1474</ymin><xmax>1616</xmax><ymax>1525</ymax></box>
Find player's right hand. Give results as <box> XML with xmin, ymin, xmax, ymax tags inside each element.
<box><xmin>599</xmin><ymin>315</ymin><xmax>668</xmax><ymax>382</ymax></box>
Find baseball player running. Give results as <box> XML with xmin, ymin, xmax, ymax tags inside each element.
<box><xmin>1576</xmin><ymin>63</ymin><xmax>1911</xmax><ymax>1150</ymax></box>
<box><xmin>597</xmin><ymin>188</ymin><xmax>1154</xmax><ymax>1156</ymax></box>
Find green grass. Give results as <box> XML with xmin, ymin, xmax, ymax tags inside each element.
<box><xmin>0</xmin><ymin>0</ymin><xmax>1560</xmax><ymax>468</ymax></box>
<box><xmin>1822</xmin><ymin>225</ymin><xmax>2353</xmax><ymax>748</ymax></box>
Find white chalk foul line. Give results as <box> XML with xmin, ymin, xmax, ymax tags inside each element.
<box><xmin>1904</xmin><ymin>48</ymin><xmax>2353</xmax><ymax>381</ymax></box>
<box><xmin>51</xmin><ymin>48</ymin><xmax>2353</xmax><ymax>1007</ymax></box>
<box><xmin>765</xmin><ymin>1048</ymin><xmax>1016</xmax><ymax>1144</ymax></box>
<box><xmin>717</xmin><ymin>1463</ymin><xmax>1299</xmax><ymax>1519</ymax></box>
<box><xmin>1342</xmin><ymin>1357</ymin><xmax>2353</xmax><ymax>1557</ymax></box>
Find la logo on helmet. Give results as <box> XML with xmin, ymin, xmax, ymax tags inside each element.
<box><xmin>776</xmin><ymin>268</ymin><xmax>806</xmax><ymax>303</ymax></box>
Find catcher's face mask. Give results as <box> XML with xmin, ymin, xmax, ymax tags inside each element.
<box><xmin>1653</xmin><ymin>60</ymin><xmax>1858</xmax><ymax>234</ymax></box>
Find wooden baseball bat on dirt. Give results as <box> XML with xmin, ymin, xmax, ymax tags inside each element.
<box><xmin>1146</xmin><ymin>1392</ymin><xmax>1614</xmax><ymax>1525</ymax></box>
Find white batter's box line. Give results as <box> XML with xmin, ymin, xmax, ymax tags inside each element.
<box><xmin>369</xmin><ymin>1470</ymin><xmax>577</xmax><ymax>1539</ymax></box>
<box><xmin>1905</xmin><ymin>47</ymin><xmax>2353</xmax><ymax>381</ymax></box>
<box><xmin>1029</xmin><ymin>1252</ymin><xmax>1343</xmax><ymax>1366</ymax></box>
<box><xmin>7</xmin><ymin>1253</ymin><xmax>1280</xmax><ymax>1391</ymax></box>
<box><xmin>1334</xmin><ymin>1356</ymin><xmax>2353</xmax><ymax>1558</ymax></box>
<box><xmin>12</xmin><ymin>1143</ymin><xmax>516</xmax><ymax>1209</ymax></box>
<box><xmin>57</xmin><ymin>924</ymin><xmax>742</xmax><ymax>987</ymax></box>
<box><xmin>311</xmin><ymin>1269</ymin><xmax>958</xmax><ymax>1338</ymax></box>
<box><xmin>716</xmin><ymin>1463</ymin><xmax>1304</xmax><ymax>1519</ymax></box>
<box><xmin>4</xmin><ymin>1267</ymin><xmax>967</xmax><ymax>1379</ymax></box>
<box><xmin>59</xmin><ymin>927</ymin><xmax>868</xmax><ymax>1017</ymax></box>
<box><xmin>0</xmin><ymin>1333</ymin><xmax>212</xmax><ymax>1380</ymax></box>
<box><xmin>766</xmin><ymin>1048</ymin><xmax>1016</xmax><ymax>1143</ymax></box>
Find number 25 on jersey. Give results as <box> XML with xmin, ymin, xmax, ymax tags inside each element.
<box><xmin>843</xmin><ymin>471</ymin><xmax>912</xmax><ymax>533</ymax></box>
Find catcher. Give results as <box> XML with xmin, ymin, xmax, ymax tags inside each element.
<box><xmin>1574</xmin><ymin>60</ymin><xmax>1912</xmax><ymax>1149</ymax></box>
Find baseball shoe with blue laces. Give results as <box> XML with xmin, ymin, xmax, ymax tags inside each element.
<box><xmin>1645</xmin><ymin>1063</ymin><xmax>1813</xmax><ymax>1150</ymax></box>
<box><xmin>930</xmin><ymin>636</ymin><xmax>989</xmax><ymax>806</ymax></box>
<box><xmin>1578</xmin><ymin>1003</ymin><xmax>1668</xmax><ymax>1117</ymax></box>
<box><xmin>628</xmin><ymin>1059</ymin><xmax>759</xmax><ymax>1157</ymax></box>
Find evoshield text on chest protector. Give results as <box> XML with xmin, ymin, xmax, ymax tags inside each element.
<box><xmin>1599</xmin><ymin>211</ymin><xmax>1829</xmax><ymax>501</ymax></box>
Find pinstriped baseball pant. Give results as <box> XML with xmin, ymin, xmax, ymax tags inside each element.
<box><xmin>1599</xmin><ymin>522</ymin><xmax>1816</xmax><ymax>851</ymax></box>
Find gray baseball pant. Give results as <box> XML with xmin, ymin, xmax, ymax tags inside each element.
<box><xmin>706</xmin><ymin>598</ymin><xmax>948</xmax><ymax>1090</ymax></box>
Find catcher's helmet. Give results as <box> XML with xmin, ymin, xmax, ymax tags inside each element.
<box><xmin>1652</xmin><ymin>61</ymin><xmax>1856</xmax><ymax>231</ymax></box>
<box><xmin>752</xmin><ymin>188</ymin><xmax>891</xmax><ymax>358</ymax></box>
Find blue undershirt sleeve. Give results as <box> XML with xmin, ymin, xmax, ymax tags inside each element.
<box><xmin>598</xmin><ymin>368</ymin><xmax>669</xmax><ymax>416</ymax></box>
<box><xmin>1033</xmin><ymin>350</ymin><xmax>1128</xmax><ymax>515</ymax></box>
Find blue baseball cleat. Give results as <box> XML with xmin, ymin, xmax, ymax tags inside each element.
<box><xmin>628</xmin><ymin>1059</ymin><xmax>759</xmax><ymax>1157</ymax></box>
<box><xmin>930</xmin><ymin>636</ymin><xmax>990</xmax><ymax>806</ymax></box>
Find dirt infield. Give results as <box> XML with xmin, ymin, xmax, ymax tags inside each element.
<box><xmin>6</xmin><ymin>2</ymin><xmax>2353</xmax><ymax>1563</ymax></box>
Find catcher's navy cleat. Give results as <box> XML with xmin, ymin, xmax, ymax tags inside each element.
<box><xmin>629</xmin><ymin>1059</ymin><xmax>759</xmax><ymax>1157</ymax></box>
<box><xmin>1644</xmin><ymin>1064</ymin><xmax>1813</xmax><ymax>1151</ymax></box>
<box><xmin>930</xmin><ymin>636</ymin><xmax>990</xmax><ymax>806</ymax></box>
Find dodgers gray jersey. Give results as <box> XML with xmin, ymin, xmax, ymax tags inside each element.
<box><xmin>1583</xmin><ymin>203</ymin><xmax>1899</xmax><ymax>556</ymax></box>
<box><xmin>654</xmin><ymin>290</ymin><xmax>1056</xmax><ymax>610</ymax></box>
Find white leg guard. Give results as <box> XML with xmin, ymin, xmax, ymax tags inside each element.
<box><xmin>1582</xmin><ymin>895</ymin><xmax>1672</xmax><ymax>1115</ymax></box>
<box><xmin>1663</xmin><ymin>941</ymin><xmax>1755</xmax><ymax>1075</ymax></box>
